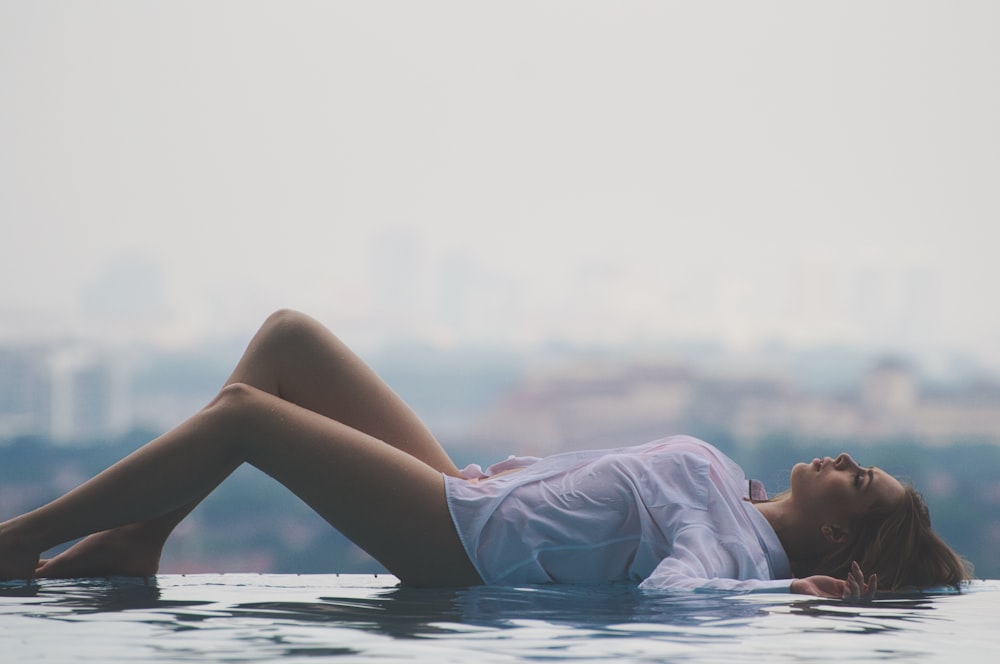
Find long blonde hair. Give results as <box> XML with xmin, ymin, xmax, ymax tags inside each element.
<box><xmin>805</xmin><ymin>485</ymin><xmax>972</xmax><ymax>590</ymax></box>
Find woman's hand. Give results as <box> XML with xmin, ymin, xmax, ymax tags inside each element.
<box><xmin>843</xmin><ymin>560</ymin><xmax>878</xmax><ymax>601</ymax></box>
<box><xmin>790</xmin><ymin>561</ymin><xmax>877</xmax><ymax>601</ymax></box>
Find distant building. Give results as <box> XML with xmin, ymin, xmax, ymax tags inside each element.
<box><xmin>0</xmin><ymin>344</ymin><xmax>130</xmax><ymax>444</ymax></box>
<box><xmin>0</xmin><ymin>347</ymin><xmax>53</xmax><ymax>438</ymax></box>
<box><xmin>468</xmin><ymin>356</ymin><xmax>1000</xmax><ymax>454</ymax></box>
<box><xmin>862</xmin><ymin>358</ymin><xmax>918</xmax><ymax>417</ymax></box>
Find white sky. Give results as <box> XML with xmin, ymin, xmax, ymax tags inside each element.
<box><xmin>1</xmin><ymin>1</ymin><xmax>998</xmax><ymax>368</ymax></box>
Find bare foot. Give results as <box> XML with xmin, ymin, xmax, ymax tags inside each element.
<box><xmin>34</xmin><ymin>526</ymin><xmax>162</xmax><ymax>579</ymax></box>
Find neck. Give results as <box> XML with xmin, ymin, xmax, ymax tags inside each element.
<box><xmin>754</xmin><ymin>496</ymin><xmax>827</xmax><ymax>565</ymax></box>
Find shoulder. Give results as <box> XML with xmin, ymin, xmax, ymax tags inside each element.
<box><xmin>640</xmin><ymin>435</ymin><xmax>735</xmax><ymax>466</ymax></box>
<box><xmin>639</xmin><ymin>436</ymin><xmax>750</xmax><ymax>495</ymax></box>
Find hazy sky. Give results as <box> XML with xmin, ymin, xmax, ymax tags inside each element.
<box><xmin>2</xmin><ymin>2</ymin><xmax>998</xmax><ymax>368</ymax></box>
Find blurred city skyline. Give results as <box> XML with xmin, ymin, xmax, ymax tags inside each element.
<box><xmin>2</xmin><ymin>2</ymin><xmax>998</xmax><ymax>371</ymax></box>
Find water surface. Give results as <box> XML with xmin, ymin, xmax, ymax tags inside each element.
<box><xmin>1</xmin><ymin>574</ymin><xmax>996</xmax><ymax>662</ymax></box>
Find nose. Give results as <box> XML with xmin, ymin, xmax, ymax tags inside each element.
<box><xmin>834</xmin><ymin>453</ymin><xmax>860</xmax><ymax>470</ymax></box>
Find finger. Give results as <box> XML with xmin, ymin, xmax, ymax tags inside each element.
<box><xmin>865</xmin><ymin>573</ymin><xmax>878</xmax><ymax>601</ymax></box>
<box><xmin>846</xmin><ymin>574</ymin><xmax>860</xmax><ymax>598</ymax></box>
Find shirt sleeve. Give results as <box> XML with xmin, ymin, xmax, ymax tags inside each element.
<box><xmin>638</xmin><ymin>527</ymin><xmax>793</xmax><ymax>594</ymax></box>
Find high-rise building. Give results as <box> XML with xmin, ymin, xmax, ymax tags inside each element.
<box><xmin>0</xmin><ymin>345</ymin><xmax>130</xmax><ymax>444</ymax></box>
<box><xmin>0</xmin><ymin>347</ymin><xmax>53</xmax><ymax>438</ymax></box>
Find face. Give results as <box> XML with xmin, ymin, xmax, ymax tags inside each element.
<box><xmin>789</xmin><ymin>452</ymin><xmax>906</xmax><ymax>531</ymax></box>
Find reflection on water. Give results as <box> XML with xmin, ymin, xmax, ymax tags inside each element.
<box><xmin>231</xmin><ymin>584</ymin><xmax>777</xmax><ymax>641</ymax></box>
<box><xmin>4</xmin><ymin>577</ymin><xmax>172</xmax><ymax>613</ymax></box>
<box><xmin>1</xmin><ymin>575</ymin><xmax>996</xmax><ymax>662</ymax></box>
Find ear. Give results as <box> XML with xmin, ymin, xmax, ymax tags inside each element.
<box><xmin>821</xmin><ymin>523</ymin><xmax>850</xmax><ymax>545</ymax></box>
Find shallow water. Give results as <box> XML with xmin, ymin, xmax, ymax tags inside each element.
<box><xmin>1</xmin><ymin>574</ymin><xmax>997</xmax><ymax>662</ymax></box>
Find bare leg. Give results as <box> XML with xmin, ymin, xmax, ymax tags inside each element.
<box><xmin>224</xmin><ymin>309</ymin><xmax>460</xmax><ymax>473</ymax></box>
<box><xmin>4</xmin><ymin>384</ymin><xmax>481</xmax><ymax>586</ymax></box>
<box><xmin>36</xmin><ymin>310</ymin><xmax>463</xmax><ymax>578</ymax></box>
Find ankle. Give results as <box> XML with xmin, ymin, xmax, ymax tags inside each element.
<box><xmin>0</xmin><ymin>520</ymin><xmax>43</xmax><ymax>580</ymax></box>
<box><xmin>0</xmin><ymin>516</ymin><xmax>45</xmax><ymax>553</ymax></box>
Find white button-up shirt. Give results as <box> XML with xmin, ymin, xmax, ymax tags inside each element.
<box><xmin>445</xmin><ymin>436</ymin><xmax>793</xmax><ymax>592</ymax></box>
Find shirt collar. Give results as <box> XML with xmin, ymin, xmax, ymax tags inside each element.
<box><xmin>741</xmin><ymin>484</ymin><xmax>793</xmax><ymax>580</ymax></box>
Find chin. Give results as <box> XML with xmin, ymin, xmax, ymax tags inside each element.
<box><xmin>791</xmin><ymin>461</ymin><xmax>810</xmax><ymax>476</ymax></box>
<box><xmin>788</xmin><ymin>462</ymin><xmax>809</xmax><ymax>491</ymax></box>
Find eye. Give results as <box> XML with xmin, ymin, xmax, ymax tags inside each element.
<box><xmin>854</xmin><ymin>470</ymin><xmax>864</xmax><ymax>488</ymax></box>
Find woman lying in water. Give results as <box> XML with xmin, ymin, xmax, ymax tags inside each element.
<box><xmin>0</xmin><ymin>310</ymin><xmax>972</xmax><ymax>596</ymax></box>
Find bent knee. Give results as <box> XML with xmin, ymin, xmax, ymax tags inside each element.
<box><xmin>210</xmin><ymin>382</ymin><xmax>266</xmax><ymax>411</ymax></box>
<box><xmin>263</xmin><ymin>308</ymin><xmax>313</xmax><ymax>331</ymax></box>
<box><xmin>259</xmin><ymin>308</ymin><xmax>326</xmax><ymax>343</ymax></box>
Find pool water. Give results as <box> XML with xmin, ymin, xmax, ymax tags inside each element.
<box><xmin>1</xmin><ymin>574</ymin><xmax>997</xmax><ymax>662</ymax></box>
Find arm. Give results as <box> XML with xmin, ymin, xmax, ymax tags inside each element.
<box><xmin>641</xmin><ymin>523</ymin><xmax>878</xmax><ymax>599</ymax></box>
<box><xmin>639</xmin><ymin>530</ymin><xmax>793</xmax><ymax>594</ymax></box>
<box><xmin>791</xmin><ymin>561</ymin><xmax>877</xmax><ymax>600</ymax></box>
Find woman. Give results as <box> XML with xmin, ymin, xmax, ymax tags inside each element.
<box><xmin>0</xmin><ymin>310</ymin><xmax>971</xmax><ymax>596</ymax></box>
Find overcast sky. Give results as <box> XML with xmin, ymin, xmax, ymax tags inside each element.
<box><xmin>2</xmin><ymin>1</ymin><xmax>998</xmax><ymax>370</ymax></box>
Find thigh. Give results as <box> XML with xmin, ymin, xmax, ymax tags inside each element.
<box><xmin>229</xmin><ymin>385</ymin><xmax>481</xmax><ymax>586</ymax></box>
<box><xmin>226</xmin><ymin>310</ymin><xmax>461</xmax><ymax>476</ymax></box>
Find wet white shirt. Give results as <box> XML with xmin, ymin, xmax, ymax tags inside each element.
<box><xmin>444</xmin><ymin>435</ymin><xmax>793</xmax><ymax>592</ymax></box>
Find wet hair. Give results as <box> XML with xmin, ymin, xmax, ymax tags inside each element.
<box><xmin>807</xmin><ymin>485</ymin><xmax>973</xmax><ymax>591</ymax></box>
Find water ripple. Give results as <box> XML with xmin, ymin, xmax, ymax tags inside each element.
<box><xmin>0</xmin><ymin>575</ymin><xmax>996</xmax><ymax>662</ymax></box>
